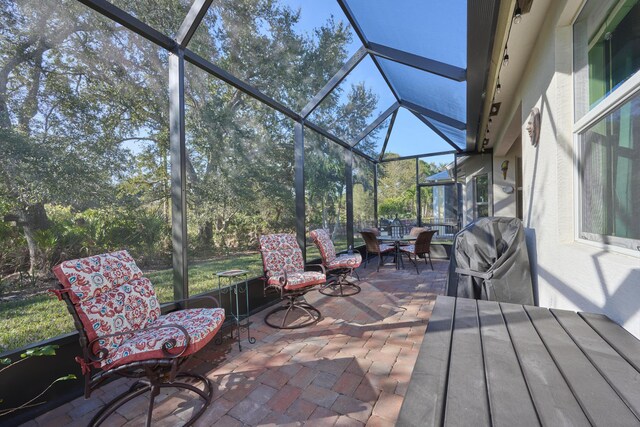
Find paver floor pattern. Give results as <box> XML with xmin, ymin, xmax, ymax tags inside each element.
<box><xmin>24</xmin><ymin>259</ymin><xmax>448</xmax><ymax>427</ymax></box>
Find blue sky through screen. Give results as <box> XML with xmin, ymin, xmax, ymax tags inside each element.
<box><xmin>262</xmin><ymin>0</ymin><xmax>465</xmax><ymax>159</ymax></box>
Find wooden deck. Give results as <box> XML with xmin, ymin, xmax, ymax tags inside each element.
<box><xmin>398</xmin><ymin>296</ymin><xmax>640</xmax><ymax>427</ymax></box>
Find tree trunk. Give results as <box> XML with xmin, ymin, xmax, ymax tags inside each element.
<box><xmin>17</xmin><ymin>203</ymin><xmax>49</xmax><ymax>276</ymax></box>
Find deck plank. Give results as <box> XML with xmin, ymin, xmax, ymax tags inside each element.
<box><xmin>500</xmin><ymin>303</ymin><xmax>590</xmax><ymax>427</ymax></box>
<box><xmin>552</xmin><ymin>309</ymin><xmax>640</xmax><ymax>421</ymax></box>
<box><xmin>397</xmin><ymin>295</ymin><xmax>456</xmax><ymax>427</ymax></box>
<box><xmin>525</xmin><ymin>305</ymin><xmax>637</xmax><ymax>427</ymax></box>
<box><xmin>477</xmin><ymin>300</ymin><xmax>539</xmax><ymax>427</ymax></box>
<box><xmin>580</xmin><ymin>311</ymin><xmax>640</xmax><ymax>374</ymax></box>
<box><xmin>444</xmin><ymin>298</ymin><xmax>490</xmax><ymax>427</ymax></box>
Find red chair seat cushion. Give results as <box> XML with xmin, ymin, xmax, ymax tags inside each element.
<box><xmin>327</xmin><ymin>253</ymin><xmax>362</xmax><ymax>269</ymax></box>
<box><xmin>102</xmin><ymin>307</ymin><xmax>225</xmax><ymax>369</ymax></box>
<box><xmin>267</xmin><ymin>271</ymin><xmax>325</xmax><ymax>291</ymax></box>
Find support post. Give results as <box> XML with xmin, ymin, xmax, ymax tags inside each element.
<box><xmin>374</xmin><ymin>163</ymin><xmax>379</xmax><ymax>227</ymax></box>
<box><xmin>294</xmin><ymin>121</ymin><xmax>306</xmax><ymax>260</ymax></box>
<box><xmin>346</xmin><ymin>150</ymin><xmax>354</xmax><ymax>249</ymax></box>
<box><xmin>416</xmin><ymin>158</ymin><xmax>421</xmax><ymax>226</ymax></box>
<box><xmin>169</xmin><ymin>51</ymin><xmax>188</xmax><ymax>301</ymax></box>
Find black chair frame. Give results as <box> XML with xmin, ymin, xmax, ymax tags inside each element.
<box><xmin>51</xmin><ymin>287</ymin><xmax>221</xmax><ymax>427</ymax></box>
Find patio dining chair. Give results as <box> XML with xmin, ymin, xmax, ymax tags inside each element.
<box><xmin>310</xmin><ymin>228</ymin><xmax>362</xmax><ymax>297</ymax></box>
<box><xmin>259</xmin><ymin>233</ymin><xmax>325</xmax><ymax>329</ymax></box>
<box><xmin>50</xmin><ymin>250</ymin><xmax>225</xmax><ymax>427</ymax></box>
<box><xmin>360</xmin><ymin>231</ymin><xmax>396</xmax><ymax>272</ymax></box>
<box><xmin>399</xmin><ymin>230</ymin><xmax>438</xmax><ymax>273</ymax></box>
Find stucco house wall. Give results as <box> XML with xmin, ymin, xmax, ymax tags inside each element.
<box><xmin>493</xmin><ymin>0</ymin><xmax>640</xmax><ymax>336</ymax></box>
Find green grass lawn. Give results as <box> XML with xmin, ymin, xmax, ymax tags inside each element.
<box><xmin>0</xmin><ymin>252</ymin><xmax>265</xmax><ymax>354</ymax></box>
<box><xmin>0</xmin><ymin>243</ymin><xmax>360</xmax><ymax>353</ymax></box>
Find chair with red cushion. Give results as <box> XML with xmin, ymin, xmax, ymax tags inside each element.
<box><xmin>259</xmin><ymin>233</ymin><xmax>326</xmax><ymax>329</ymax></box>
<box><xmin>310</xmin><ymin>228</ymin><xmax>362</xmax><ymax>297</ymax></box>
<box><xmin>51</xmin><ymin>250</ymin><xmax>225</xmax><ymax>427</ymax></box>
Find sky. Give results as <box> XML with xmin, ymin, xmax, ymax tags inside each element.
<box><xmin>282</xmin><ymin>0</ymin><xmax>465</xmax><ymax>166</ymax></box>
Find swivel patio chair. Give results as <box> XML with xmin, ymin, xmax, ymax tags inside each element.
<box><xmin>50</xmin><ymin>250</ymin><xmax>225</xmax><ymax>427</ymax></box>
<box><xmin>259</xmin><ymin>233</ymin><xmax>325</xmax><ymax>329</ymax></box>
<box><xmin>399</xmin><ymin>230</ymin><xmax>438</xmax><ymax>273</ymax></box>
<box><xmin>360</xmin><ymin>231</ymin><xmax>396</xmax><ymax>272</ymax></box>
<box><xmin>310</xmin><ymin>228</ymin><xmax>362</xmax><ymax>297</ymax></box>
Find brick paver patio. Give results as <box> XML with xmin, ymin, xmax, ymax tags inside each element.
<box><xmin>23</xmin><ymin>259</ymin><xmax>448</xmax><ymax>427</ymax></box>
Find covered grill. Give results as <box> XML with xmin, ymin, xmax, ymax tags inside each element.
<box><xmin>447</xmin><ymin>217</ymin><xmax>534</xmax><ymax>305</ymax></box>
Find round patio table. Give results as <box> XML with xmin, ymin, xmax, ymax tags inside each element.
<box><xmin>377</xmin><ymin>235</ymin><xmax>414</xmax><ymax>269</ymax></box>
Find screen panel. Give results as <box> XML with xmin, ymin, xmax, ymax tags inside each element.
<box><xmin>379</xmin><ymin>58</ymin><xmax>466</xmax><ymax>124</ymax></box>
<box><xmin>345</xmin><ymin>0</ymin><xmax>467</xmax><ymax>68</ymax></box>
<box><xmin>188</xmin><ymin>0</ymin><xmax>361</xmax><ymax>112</ymax></box>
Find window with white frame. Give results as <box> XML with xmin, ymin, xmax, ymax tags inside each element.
<box><xmin>573</xmin><ymin>0</ymin><xmax>640</xmax><ymax>252</ymax></box>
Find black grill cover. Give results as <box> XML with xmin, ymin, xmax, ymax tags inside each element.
<box><xmin>446</xmin><ymin>217</ymin><xmax>534</xmax><ymax>305</ymax></box>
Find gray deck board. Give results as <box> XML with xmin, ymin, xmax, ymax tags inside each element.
<box><xmin>500</xmin><ymin>302</ymin><xmax>590</xmax><ymax>427</ymax></box>
<box><xmin>397</xmin><ymin>295</ymin><xmax>456</xmax><ymax>427</ymax></box>
<box><xmin>398</xmin><ymin>297</ymin><xmax>640</xmax><ymax>427</ymax></box>
<box><xmin>444</xmin><ymin>298</ymin><xmax>490</xmax><ymax>427</ymax></box>
<box><xmin>525</xmin><ymin>305</ymin><xmax>637</xmax><ymax>426</ymax></box>
<box><xmin>552</xmin><ymin>309</ymin><xmax>640</xmax><ymax>421</ymax></box>
<box><xmin>580</xmin><ymin>311</ymin><xmax>640</xmax><ymax>374</ymax></box>
<box><xmin>477</xmin><ymin>300</ymin><xmax>539</xmax><ymax>427</ymax></box>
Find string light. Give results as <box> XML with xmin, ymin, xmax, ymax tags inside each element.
<box><xmin>503</xmin><ymin>45</ymin><xmax>510</xmax><ymax>67</ymax></box>
<box><xmin>514</xmin><ymin>5</ymin><xmax>522</xmax><ymax>24</ymax></box>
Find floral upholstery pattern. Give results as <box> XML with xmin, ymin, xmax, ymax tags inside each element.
<box><xmin>53</xmin><ymin>250</ymin><xmax>143</xmax><ymax>303</ymax></box>
<box><xmin>267</xmin><ymin>271</ymin><xmax>326</xmax><ymax>290</ymax></box>
<box><xmin>260</xmin><ymin>233</ymin><xmax>325</xmax><ymax>290</ymax></box>
<box><xmin>327</xmin><ymin>253</ymin><xmax>362</xmax><ymax>269</ymax></box>
<box><xmin>310</xmin><ymin>229</ymin><xmax>336</xmax><ymax>263</ymax></box>
<box><xmin>53</xmin><ymin>250</ymin><xmax>225</xmax><ymax>372</ymax></box>
<box><xmin>259</xmin><ymin>234</ymin><xmax>305</xmax><ymax>278</ymax></box>
<box><xmin>77</xmin><ymin>277</ymin><xmax>161</xmax><ymax>351</ymax></box>
<box><xmin>378</xmin><ymin>243</ymin><xmax>395</xmax><ymax>253</ymax></box>
<box><xmin>400</xmin><ymin>244</ymin><xmax>416</xmax><ymax>254</ymax></box>
<box><xmin>102</xmin><ymin>307</ymin><xmax>225</xmax><ymax>369</ymax></box>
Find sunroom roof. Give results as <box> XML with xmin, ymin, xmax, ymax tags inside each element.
<box><xmin>81</xmin><ymin>0</ymin><xmax>498</xmax><ymax>161</ymax></box>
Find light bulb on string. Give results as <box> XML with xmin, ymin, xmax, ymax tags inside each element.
<box><xmin>503</xmin><ymin>46</ymin><xmax>510</xmax><ymax>67</ymax></box>
<box><xmin>514</xmin><ymin>5</ymin><xmax>522</xmax><ymax>24</ymax></box>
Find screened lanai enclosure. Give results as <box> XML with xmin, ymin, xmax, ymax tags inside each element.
<box><xmin>0</xmin><ymin>0</ymin><xmax>499</xmax><ymax>422</ymax></box>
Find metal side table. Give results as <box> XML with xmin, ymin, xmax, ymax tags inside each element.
<box><xmin>215</xmin><ymin>269</ymin><xmax>255</xmax><ymax>351</ymax></box>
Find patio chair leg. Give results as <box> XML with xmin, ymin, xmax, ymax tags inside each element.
<box><xmin>145</xmin><ymin>386</ymin><xmax>158</xmax><ymax>427</ymax></box>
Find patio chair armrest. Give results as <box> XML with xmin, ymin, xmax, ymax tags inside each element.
<box><xmin>87</xmin><ymin>323</ymin><xmax>192</xmax><ymax>363</ymax></box>
<box><xmin>172</xmin><ymin>295</ymin><xmax>221</xmax><ymax>309</ymax></box>
<box><xmin>305</xmin><ymin>263</ymin><xmax>326</xmax><ymax>275</ymax></box>
<box><xmin>278</xmin><ymin>270</ymin><xmax>288</xmax><ymax>286</ymax></box>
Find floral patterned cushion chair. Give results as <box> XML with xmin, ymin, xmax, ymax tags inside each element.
<box><xmin>50</xmin><ymin>250</ymin><xmax>225</xmax><ymax>427</ymax></box>
<box><xmin>259</xmin><ymin>233</ymin><xmax>326</xmax><ymax>329</ymax></box>
<box><xmin>310</xmin><ymin>228</ymin><xmax>362</xmax><ymax>297</ymax></box>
